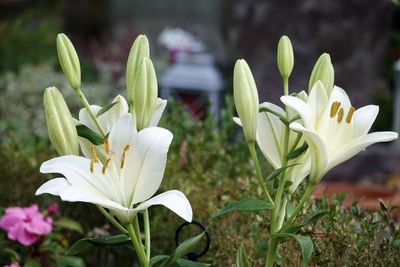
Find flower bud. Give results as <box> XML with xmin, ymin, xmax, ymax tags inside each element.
<box><xmin>277</xmin><ymin>35</ymin><xmax>294</xmax><ymax>79</ymax></box>
<box><xmin>56</xmin><ymin>33</ymin><xmax>81</xmax><ymax>89</ymax></box>
<box><xmin>308</xmin><ymin>53</ymin><xmax>334</xmax><ymax>95</ymax></box>
<box><xmin>44</xmin><ymin>86</ymin><xmax>79</xmax><ymax>156</ymax></box>
<box><xmin>126</xmin><ymin>35</ymin><xmax>150</xmax><ymax>109</ymax></box>
<box><xmin>233</xmin><ymin>59</ymin><xmax>259</xmax><ymax>142</ymax></box>
<box><xmin>133</xmin><ymin>57</ymin><xmax>157</xmax><ymax>131</ymax></box>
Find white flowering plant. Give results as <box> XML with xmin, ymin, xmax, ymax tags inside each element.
<box><xmin>225</xmin><ymin>35</ymin><xmax>398</xmax><ymax>267</ymax></box>
<box><xmin>36</xmin><ymin>34</ymin><xmax>209</xmax><ymax>267</ymax></box>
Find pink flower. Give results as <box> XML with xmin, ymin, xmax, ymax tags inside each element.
<box><xmin>0</xmin><ymin>204</ymin><xmax>52</xmax><ymax>246</ymax></box>
<box><xmin>47</xmin><ymin>203</ymin><xmax>59</xmax><ymax>215</ymax></box>
<box><xmin>4</xmin><ymin>262</ymin><xmax>21</xmax><ymax>267</ymax></box>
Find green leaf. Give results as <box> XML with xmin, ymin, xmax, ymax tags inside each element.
<box><xmin>285</xmin><ymin>143</ymin><xmax>308</xmax><ymax>160</ymax></box>
<box><xmin>76</xmin><ymin>124</ymin><xmax>104</xmax><ymax>145</ymax></box>
<box><xmin>159</xmin><ymin>232</ymin><xmax>205</xmax><ymax>267</ymax></box>
<box><xmin>266</xmin><ymin>164</ymin><xmax>299</xmax><ymax>182</ymax></box>
<box><xmin>66</xmin><ymin>234</ymin><xmax>131</xmax><ymax>255</ymax></box>
<box><xmin>279</xmin><ymin>211</ymin><xmax>329</xmax><ymax>235</ymax></box>
<box><xmin>55</xmin><ymin>255</ymin><xmax>86</xmax><ymax>267</ymax></box>
<box><xmin>274</xmin><ymin>234</ymin><xmax>313</xmax><ymax>266</ymax></box>
<box><xmin>236</xmin><ymin>243</ymin><xmax>251</xmax><ymax>267</ymax></box>
<box><xmin>24</xmin><ymin>258</ymin><xmax>41</xmax><ymax>267</ymax></box>
<box><xmin>96</xmin><ymin>101</ymin><xmax>119</xmax><ymax>117</ymax></box>
<box><xmin>150</xmin><ymin>255</ymin><xmax>169</xmax><ymax>266</ymax></box>
<box><xmin>212</xmin><ymin>197</ymin><xmax>273</xmax><ymax>218</ymax></box>
<box><xmin>177</xmin><ymin>259</ymin><xmax>211</xmax><ymax>267</ymax></box>
<box><xmin>54</xmin><ymin>217</ymin><xmax>84</xmax><ymax>235</ymax></box>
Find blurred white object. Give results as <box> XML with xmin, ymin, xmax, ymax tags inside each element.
<box><xmin>393</xmin><ymin>59</ymin><xmax>400</xmax><ymax>143</ymax></box>
<box><xmin>158</xmin><ymin>27</ymin><xmax>204</xmax><ymax>52</ymax></box>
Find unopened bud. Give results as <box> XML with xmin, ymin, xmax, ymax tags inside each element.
<box><xmin>44</xmin><ymin>86</ymin><xmax>79</xmax><ymax>156</ymax></box>
<box><xmin>126</xmin><ymin>35</ymin><xmax>150</xmax><ymax>109</ymax></box>
<box><xmin>233</xmin><ymin>59</ymin><xmax>259</xmax><ymax>142</ymax></box>
<box><xmin>277</xmin><ymin>35</ymin><xmax>294</xmax><ymax>79</ymax></box>
<box><xmin>56</xmin><ymin>33</ymin><xmax>81</xmax><ymax>89</ymax></box>
<box><xmin>133</xmin><ymin>57</ymin><xmax>157</xmax><ymax>131</ymax></box>
<box><xmin>308</xmin><ymin>53</ymin><xmax>334</xmax><ymax>95</ymax></box>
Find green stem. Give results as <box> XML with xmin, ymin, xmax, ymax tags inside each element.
<box><xmin>144</xmin><ymin>209</ymin><xmax>151</xmax><ymax>261</ymax></box>
<box><xmin>265</xmin><ymin>237</ymin><xmax>278</xmax><ymax>267</ymax></box>
<box><xmin>127</xmin><ymin>223</ymin><xmax>148</xmax><ymax>267</ymax></box>
<box><xmin>96</xmin><ymin>205</ymin><xmax>127</xmax><ymax>234</ymax></box>
<box><xmin>133</xmin><ymin>215</ymin><xmax>141</xmax><ymax>240</ymax></box>
<box><xmin>75</xmin><ymin>86</ymin><xmax>106</xmax><ymax>137</ymax></box>
<box><xmin>277</xmin><ymin>196</ymin><xmax>288</xmax><ymax>230</ymax></box>
<box><xmin>286</xmin><ymin>183</ymin><xmax>316</xmax><ymax>225</ymax></box>
<box><xmin>247</xmin><ymin>142</ymin><xmax>274</xmax><ymax>204</ymax></box>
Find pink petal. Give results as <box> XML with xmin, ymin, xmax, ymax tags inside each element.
<box><xmin>23</xmin><ymin>204</ymin><xmax>39</xmax><ymax>217</ymax></box>
<box><xmin>0</xmin><ymin>215</ymin><xmax>23</xmax><ymax>231</ymax></box>
<box><xmin>8</xmin><ymin>223</ymin><xmax>37</xmax><ymax>246</ymax></box>
<box><xmin>4</xmin><ymin>262</ymin><xmax>21</xmax><ymax>267</ymax></box>
<box><xmin>3</xmin><ymin>207</ymin><xmax>25</xmax><ymax>218</ymax></box>
<box><xmin>47</xmin><ymin>203</ymin><xmax>59</xmax><ymax>214</ymax></box>
<box><xmin>26</xmin><ymin>217</ymin><xmax>52</xmax><ymax>235</ymax></box>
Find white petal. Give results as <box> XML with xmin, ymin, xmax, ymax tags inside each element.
<box><xmin>108</xmin><ymin>114</ymin><xmax>137</xmax><ymax>163</ymax></box>
<box><xmin>307</xmin><ymin>81</ymin><xmax>329</xmax><ymax>121</ymax></box>
<box><xmin>352</xmin><ymin>105</ymin><xmax>379</xmax><ymax>137</ymax></box>
<box><xmin>330</xmin><ymin>86</ymin><xmax>352</xmax><ymax>111</ymax></box>
<box><xmin>36</xmin><ymin>178</ymin><xmax>70</xmax><ymax>196</ymax></box>
<box><xmin>281</xmin><ymin>96</ymin><xmax>314</xmax><ymax>129</ymax></box>
<box><xmin>149</xmin><ymin>98</ymin><xmax>167</xmax><ymax>127</ymax></box>
<box><xmin>233</xmin><ymin>117</ymin><xmax>242</xmax><ymax>126</ymax></box>
<box><xmin>328</xmin><ymin>131</ymin><xmax>398</xmax><ymax>172</ymax></box>
<box><xmin>259</xmin><ymin>102</ymin><xmax>285</xmax><ymax>117</ymax></box>
<box><xmin>256</xmin><ymin>112</ymin><xmax>283</xmax><ymax>168</ymax></box>
<box><xmin>121</xmin><ymin>127</ymin><xmax>173</xmax><ymax>205</ymax></box>
<box><xmin>133</xmin><ymin>190</ymin><xmax>193</xmax><ymax>222</ymax></box>
<box><xmin>97</xmin><ymin>95</ymin><xmax>130</xmax><ymax>133</ymax></box>
<box><xmin>78</xmin><ymin>105</ymin><xmax>102</xmax><ymax>133</ymax></box>
<box><xmin>290</xmin><ymin>122</ymin><xmax>328</xmax><ymax>181</ymax></box>
<box><xmin>40</xmin><ymin>155</ymin><xmax>113</xmax><ymax>199</ymax></box>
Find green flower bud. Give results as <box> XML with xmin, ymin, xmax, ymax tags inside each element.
<box><xmin>233</xmin><ymin>59</ymin><xmax>259</xmax><ymax>142</ymax></box>
<box><xmin>44</xmin><ymin>86</ymin><xmax>79</xmax><ymax>156</ymax></box>
<box><xmin>308</xmin><ymin>53</ymin><xmax>335</xmax><ymax>95</ymax></box>
<box><xmin>56</xmin><ymin>33</ymin><xmax>81</xmax><ymax>89</ymax></box>
<box><xmin>134</xmin><ymin>57</ymin><xmax>157</xmax><ymax>131</ymax></box>
<box><xmin>277</xmin><ymin>35</ymin><xmax>294</xmax><ymax>79</ymax></box>
<box><xmin>126</xmin><ymin>35</ymin><xmax>150</xmax><ymax>109</ymax></box>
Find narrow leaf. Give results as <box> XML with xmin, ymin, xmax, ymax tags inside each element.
<box><xmin>54</xmin><ymin>217</ymin><xmax>84</xmax><ymax>234</ymax></box>
<box><xmin>66</xmin><ymin>234</ymin><xmax>131</xmax><ymax>255</ymax></box>
<box><xmin>266</xmin><ymin>164</ymin><xmax>299</xmax><ymax>182</ymax></box>
<box><xmin>279</xmin><ymin>211</ymin><xmax>329</xmax><ymax>235</ymax></box>
<box><xmin>96</xmin><ymin>101</ymin><xmax>119</xmax><ymax>117</ymax></box>
<box><xmin>150</xmin><ymin>255</ymin><xmax>169</xmax><ymax>266</ymax></box>
<box><xmin>236</xmin><ymin>243</ymin><xmax>251</xmax><ymax>267</ymax></box>
<box><xmin>55</xmin><ymin>255</ymin><xmax>86</xmax><ymax>267</ymax></box>
<box><xmin>76</xmin><ymin>124</ymin><xmax>104</xmax><ymax>145</ymax></box>
<box><xmin>212</xmin><ymin>197</ymin><xmax>273</xmax><ymax>218</ymax></box>
<box><xmin>177</xmin><ymin>259</ymin><xmax>211</xmax><ymax>267</ymax></box>
<box><xmin>285</xmin><ymin>143</ymin><xmax>308</xmax><ymax>160</ymax></box>
<box><xmin>274</xmin><ymin>233</ymin><xmax>313</xmax><ymax>266</ymax></box>
<box><xmin>159</xmin><ymin>232</ymin><xmax>205</xmax><ymax>267</ymax></box>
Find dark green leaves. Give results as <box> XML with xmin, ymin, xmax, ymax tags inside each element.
<box><xmin>236</xmin><ymin>243</ymin><xmax>251</xmax><ymax>267</ymax></box>
<box><xmin>285</xmin><ymin>143</ymin><xmax>308</xmax><ymax>160</ymax></box>
<box><xmin>96</xmin><ymin>101</ymin><xmax>119</xmax><ymax>117</ymax></box>
<box><xmin>266</xmin><ymin>164</ymin><xmax>299</xmax><ymax>182</ymax></box>
<box><xmin>76</xmin><ymin>124</ymin><xmax>104</xmax><ymax>145</ymax></box>
<box><xmin>274</xmin><ymin>233</ymin><xmax>313</xmax><ymax>266</ymax></box>
<box><xmin>212</xmin><ymin>197</ymin><xmax>273</xmax><ymax>218</ymax></box>
<box><xmin>66</xmin><ymin>234</ymin><xmax>131</xmax><ymax>255</ymax></box>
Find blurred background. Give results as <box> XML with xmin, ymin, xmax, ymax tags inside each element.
<box><xmin>1</xmin><ymin>0</ymin><xmax>400</xmax><ymax>266</ymax></box>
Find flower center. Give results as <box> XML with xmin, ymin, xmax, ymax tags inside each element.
<box><xmin>329</xmin><ymin>101</ymin><xmax>355</xmax><ymax>124</ymax></box>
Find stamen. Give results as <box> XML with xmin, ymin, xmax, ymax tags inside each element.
<box><xmin>104</xmin><ymin>139</ymin><xmax>110</xmax><ymax>154</ymax></box>
<box><xmin>346</xmin><ymin>106</ymin><xmax>356</xmax><ymax>124</ymax></box>
<box><xmin>337</xmin><ymin>108</ymin><xmax>344</xmax><ymax>123</ymax></box>
<box><xmin>330</xmin><ymin>101</ymin><xmax>341</xmax><ymax>118</ymax></box>
<box><xmin>90</xmin><ymin>145</ymin><xmax>98</xmax><ymax>162</ymax></box>
<box><xmin>102</xmin><ymin>158</ymin><xmax>111</xmax><ymax>174</ymax></box>
<box><xmin>120</xmin><ymin>145</ymin><xmax>130</xmax><ymax>169</ymax></box>
<box><xmin>90</xmin><ymin>160</ymin><xmax>94</xmax><ymax>173</ymax></box>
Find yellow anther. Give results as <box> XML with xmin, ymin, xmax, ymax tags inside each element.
<box><xmin>102</xmin><ymin>158</ymin><xmax>111</xmax><ymax>174</ymax></box>
<box><xmin>90</xmin><ymin>145</ymin><xmax>98</xmax><ymax>163</ymax></box>
<box><xmin>90</xmin><ymin>160</ymin><xmax>94</xmax><ymax>173</ymax></box>
<box><xmin>346</xmin><ymin>106</ymin><xmax>356</xmax><ymax>124</ymax></box>
<box><xmin>330</xmin><ymin>101</ymin><xmax>341</xmax><ymax>118</ymax></box>
<box><xmin>337</xmin><ymin>108</ymin><xmax>344</xmax><ymax>123</ymax></box>
<box><xmin>104</xmin><ymin>138</ymin><xmax>110</xmax><ymax>154</ymax></box>
<box><xmin>120</xmin><ymin>145</ymin><xmax>130</xmax><ymax>169</ymax></box>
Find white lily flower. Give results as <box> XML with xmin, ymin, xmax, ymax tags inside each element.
<box><xmin>281</xmin><ymin>81</ymin><xmax>398</xmax><ymax>182</ymax></box>
<box><xmin>36</xmin><ymin>115</ymin><xmax>192</xmax><ymax>224</ymax></box>
<box><xmin>234</xmin><ymin>100</ymin><xmax>311</xmax><ymax>193</ymax></box>
<box><xmin>77</xmin><ymin>95</ymin><xmax>167</xmax><ymax>158</ymax></box>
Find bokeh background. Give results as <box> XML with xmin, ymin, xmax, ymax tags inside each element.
<box><xmin>1</xmin><ymin>1</ymin><xmax>400</xmax><ymax>266</ymax></box>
